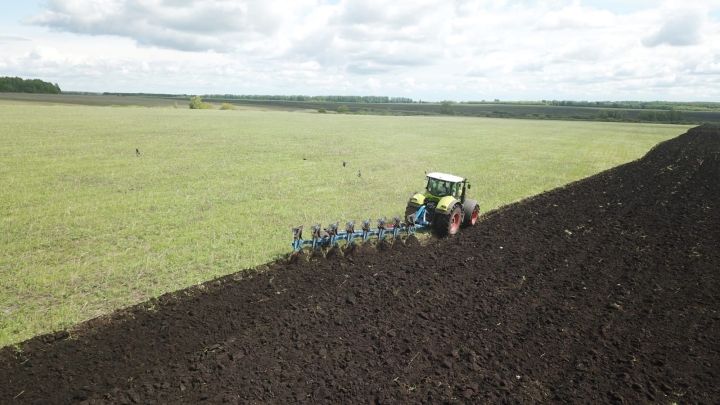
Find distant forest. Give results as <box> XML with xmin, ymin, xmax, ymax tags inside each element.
<box><xmin>0</xmin><ymin>77</ymin><xmax>61</xmax><ymax>94</ymax></box>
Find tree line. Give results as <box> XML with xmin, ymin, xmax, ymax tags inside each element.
<box><xmin>0</xmin><ymin>77</ymin><xmax>61</xmax><ymax>94</ymax></box>
<box><xmin>539</xmin><ymin>100</ymin><xmax>719</xmax><ymax>111</ymax></box>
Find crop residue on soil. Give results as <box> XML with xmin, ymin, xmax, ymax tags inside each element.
<box><xmin>1</xmin><ymin>125</ymin><xmax>719</xmax><ymax>404</ymax></box>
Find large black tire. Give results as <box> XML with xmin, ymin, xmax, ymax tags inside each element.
<box><xmin>462</xmin><ymin>199</ymin><xmax>480</xmax><ymax>227</ymax></box>
<box><xmin>434</xmin><ymin>204</ymin><xmax>463</xmax><ymax>236</ymax></box>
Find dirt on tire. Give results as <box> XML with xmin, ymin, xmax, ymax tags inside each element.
<box><xmin>1</xmin><ymin>125</ymin><xmax>719</xmax><ymax>404</ymax></box>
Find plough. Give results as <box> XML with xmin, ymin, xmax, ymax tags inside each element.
<box><xmin>291</xmin><ymin>206</ymin><xmax>431</xmax><ymax>252</ymax></box>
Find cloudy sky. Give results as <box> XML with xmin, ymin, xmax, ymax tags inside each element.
<box><xmin>1</xmin><ymin>0</ymin><xmax>719</xmax><ymax>101</ymax></box>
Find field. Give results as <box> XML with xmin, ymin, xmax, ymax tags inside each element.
<box><xmin>0</xmin><ymin>101</ymin><xmax>690</xmax><ymax>347</ymax></box>
<box><xmin>1</xmin><ymin>125</ymin><xmax>717</xmax><ymax>403</ymax></box>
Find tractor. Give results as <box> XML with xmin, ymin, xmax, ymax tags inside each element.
<box><xmin>405</xmin><ymin>172</ymin><xmax>479</xmax><ymax>236</ymax></box>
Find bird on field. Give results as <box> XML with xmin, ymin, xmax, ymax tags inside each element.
<box><xmin>357</xmin><ymin>170</ymin><xmax>361</xmax><ymax>177</ymax></box>
<box><xmin>343</xmin><ymin>161</ymin><xmax>347</xmax><ymax>167</ymax></box>
<box><xmin>136</xmin><ymin>148</ymin><xmax>141</xmax><ymax>157</ymax></box>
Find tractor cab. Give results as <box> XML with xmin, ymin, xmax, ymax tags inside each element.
<box><xmin>425</xmin><ymin>173</ymin><xmax>464</xmax><ymax>200</ymax></box>
<box><xmin>424</xmin><ymin>172</ymin><xmax>467</xmax><ymax>202</ymax></box>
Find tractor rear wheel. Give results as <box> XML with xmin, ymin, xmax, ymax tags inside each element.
<box><xmin>435</xmin><ymin>204</ymin><xmax>463</xmax><ymax>236</ymax></box>
<box><xmin>462</xmin><ymin>200</ymin><xmax>480</xmax><ymax>227</ymax></box>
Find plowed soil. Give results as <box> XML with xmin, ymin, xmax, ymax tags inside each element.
<box><xmin>2</xmin><ymin>125</ymin><xmax>719</xmax><ymax>404</ymax></box>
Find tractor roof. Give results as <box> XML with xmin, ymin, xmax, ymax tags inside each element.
<box><xmin>426</xmin><ymin>172</ymin><xmax>465</xmax><ymax>183</ymax></box>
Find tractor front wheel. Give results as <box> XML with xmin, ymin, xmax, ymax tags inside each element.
<box><xmin>435</xmin><ymin>205</ymin><xmax>463</xmax><ymax>236</ymax></box>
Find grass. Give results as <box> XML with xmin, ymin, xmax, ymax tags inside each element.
<box><xmin>0</xmin><ymin>101</ymin><xmax>690</xmax><ymax>347</ymax></box>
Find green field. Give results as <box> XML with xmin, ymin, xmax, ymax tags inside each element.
<box><xmin>0</xmin><ymin>101</ymin><xmax>690</xmax><ymax>347</ymax></box>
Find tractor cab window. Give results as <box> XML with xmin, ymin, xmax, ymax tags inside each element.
<box><xmin>452</xmin><ymin>182</ymin><xmax>461</xmax><ymax>197</ymax></box>
<box><xmin>427</xmin><ymin>178</ymin><xmax>452</xmax><ymax>196</ymax></box>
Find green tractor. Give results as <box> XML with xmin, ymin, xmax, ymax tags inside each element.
<box><xmin>405</xmin><ymin>172</ymin><xmax>480</xmax><ymax>236</ymax></box>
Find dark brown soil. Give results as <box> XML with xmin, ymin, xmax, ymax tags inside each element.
<box><xmin>2</xmin><ymin>125</ymin><xmax>719</xmax><ymax>404</ymax></box>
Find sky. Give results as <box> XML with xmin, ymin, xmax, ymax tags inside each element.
<box><xmin>0</xmin><ymin>0</ymin><xmax>719</xmax><ymax>101</ymax></box>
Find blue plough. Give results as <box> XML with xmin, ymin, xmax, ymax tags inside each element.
<box><xmin>292</xmin><ymin>205</ymin><xmax>430</xmax><ymax>252</ymax></box>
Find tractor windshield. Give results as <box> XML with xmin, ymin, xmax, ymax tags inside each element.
<box><xmin>426</xmin><ymin>177</ymin><xmax>455</xmax><ymax>196</ymax></box>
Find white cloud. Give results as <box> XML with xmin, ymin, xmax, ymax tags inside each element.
<box><xmin>30</xmin><ymin>0</ymin><xmax>317</xmax><ymax>52</ymax></box>
<box><xmin>0</xmin><ymin>0</ymin><xmax>717</xmax><ymax>100</ymax></box>
<box><xmin>0</xmin><ymin>35</ymin><xmax>30</xmax><ymax>42</ymax></box>
<box><xmin>643</xmin><ymin>8</ymin><xmax>705</xmax><ymax>47</ymax></box>
<box><xmin>537</xmin><ymin>3</ymin><xmax>617</xmax><ymax>30</ymax></box>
